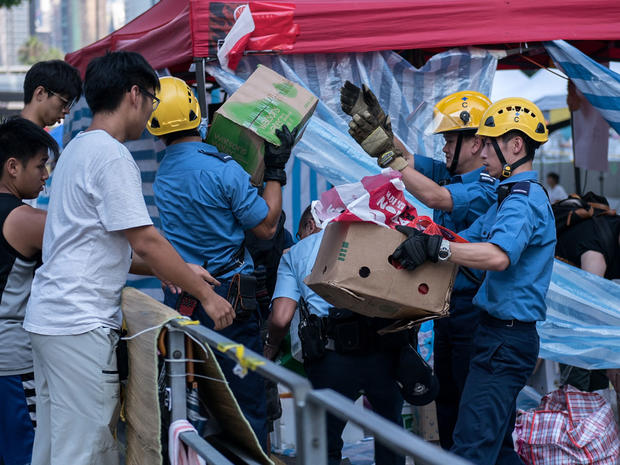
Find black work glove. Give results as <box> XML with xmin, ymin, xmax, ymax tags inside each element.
<box><xmin>263</xmin><ymin>124</ymin><xmax>298</xmax><ymax>186</ymax></box>
<box><xmin>340</xmin><ymin>81</ymin><xmax>387</xmax><ymax>124</ymax></box>
<box><xmin>389</xmin><ymin>225</ymin><xmax>442</xmax><ymax>271</ymax></box>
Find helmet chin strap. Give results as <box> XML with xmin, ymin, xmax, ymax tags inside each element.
<box><xmin>490</xmin><ymin>138</ymin><xmax>531</xmax><ymax>180</ymax></box>
<box><xmin>448</xmin><ymin>133</ymin><xmax>463</xmax><ymax>176</ymax></box>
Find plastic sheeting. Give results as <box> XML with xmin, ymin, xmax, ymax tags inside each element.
<box><xmin>206</xmin><ymin>48</ymin><xmax>497</xmax><ymax>229</ymax></box>
<box><xmin>208</xmin><ymin>50</ymin><xmax>620</xmax><ymax>371</ymax></box>
<box><xmin>539</xmin><ymin>260</ymin><xmax>620</xmax><ymax>370</ymax></box>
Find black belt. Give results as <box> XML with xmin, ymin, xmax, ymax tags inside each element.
<box><xmin>481</xmin><ymin>312</ymin><xmax>536</xmax><ymax>328</ymax></box>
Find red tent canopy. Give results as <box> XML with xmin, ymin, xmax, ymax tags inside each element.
<box><xmin>66</xmin><ymin>0</ymin><xmax>620</xmax><ymax>76</ymax></box>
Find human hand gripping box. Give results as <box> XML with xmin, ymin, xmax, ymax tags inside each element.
<box><xmin>304</xmin><ymin>221</ymin><xmax>457</xmax><ymax>320</ymax></box>
<box><xmin>206</xmin><ymin>64</ymin><xmax>318</xmax><ymax>185</ymax></box>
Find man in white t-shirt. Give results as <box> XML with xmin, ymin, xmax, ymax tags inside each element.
<box><xmin>546</xmin><ymin>172</ymin><xmax>568</xmax><ymax>203</ymax></box>
<box><xmin>24</xmin><ymin>51</ymin><xmax>234</xmax><ymax>465</ymax></box>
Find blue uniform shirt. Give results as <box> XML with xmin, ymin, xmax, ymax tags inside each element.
<box><xmin>272</xmin><ymin>230</ymin><xmax>331</xmax><ymax>317</ymax></box>
<box><xmin>460</xmin><ymin>171</ymin><xmax>556</xmax><ymax>322</ymax></box>
<box><xmin>153</xmin><ymin>141</ymin><xmax>269</xmax><ymax>277</ymax></box>
<box><xmin>415</xmin><ymin>154</ymin><xmax>497</xmax><ymax>291</ymax></box>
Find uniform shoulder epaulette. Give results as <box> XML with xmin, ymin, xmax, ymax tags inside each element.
<box><xmin>198</xmin><ymin>149</ymin><xmax>232</xmax><ymax>162</ymax></box>
<box><xmin>510</xmin><ymin>181</ymin><xmax>531</xmax><ymax>196</ymax></box>
<box><xmin>479</xmin><ymin>172</ymin><xmax>495</xmax><ymax>184</ymax></box>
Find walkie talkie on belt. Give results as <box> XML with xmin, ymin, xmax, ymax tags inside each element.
<box><xmin>298</xmin><ymin>297</ymin><xmax>327</xmax><ymax>362</ymax></box>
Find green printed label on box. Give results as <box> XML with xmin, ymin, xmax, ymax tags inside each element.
<box><xmin>274</xmin><ymin>81</ymin><xmax>297</xmax><ymax>98</ymax></box>
<box><xmin>226</xmin><ymin>100</ymin><xmax>302</xmax><ymax>146</ymax></box>
<box><xmin>205</xmin><ymin>65</ymin><xmax>318</xmax><ymax>182</ymax></box>
<box><xmin>207</xmin><ymin>116</ymin><xmax>261</xmax><ymax>174</ymax></box>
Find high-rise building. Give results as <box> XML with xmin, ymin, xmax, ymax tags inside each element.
<box><xmin>59</xmin><ymin>0</ymin><xmax>108</xmax><ymax>53</ymax></box>
<box><xmin>125</xmin><ymin>0</ymin><xmax>156</xmax><ymax>24</ymax></box>
<box><xmin>0</xmin><ymin>3</ymin><xmax>31</xmax><ymax>67</ymax></box>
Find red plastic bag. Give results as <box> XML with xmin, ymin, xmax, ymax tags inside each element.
<box><xmin>312</xmin><ymin>171</ymin><xmax>466</xmax><ymax>241</ymax></box>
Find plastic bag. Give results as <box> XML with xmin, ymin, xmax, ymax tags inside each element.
<box><xmin>515</xmin><ymin>385</ymin><xmax>620</xmax><ymax>464</ymax></box>
<box><xmin>311</xmin><ymin>171</ymin><xmax>467</xmax><ymax>243</ymax></box>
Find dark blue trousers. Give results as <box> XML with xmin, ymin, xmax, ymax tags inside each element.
<box><xmin>305</xmin><ymin>349</ymin><xmax>405</xmax><ymax>465</ymax></box>
<box><xmin>164</xmin><ymin>282</ymin><xmax>268</xmax><ymax>451</ymax></box>
<box><xmin>433</xmin><ymin>291</ymin><xmax>481</xmax><ymax>449</ymax></box>
<box><xmin>0</xmin><ymin>374</ymin><xmax>34</xmax><ymax>465</ymax></box>
<box><xmin>450</xmin><ymin>316</ymin><xmax>539</xmax><ymax>465</ymax></box>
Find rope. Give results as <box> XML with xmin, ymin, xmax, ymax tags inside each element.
<box><xmin>216</xmin><ymin>343</ymin><xmax>265</xmax><ymax>378</ymax></box>
<box><xmin>519</xmin><ymin>54</ymin><xmax>569</xmax><ymax>80</ymax></box>
<box><xmin>167</xmin><ymin>373</ymin><xmax>228</xmax><ymax>384</ymax></box>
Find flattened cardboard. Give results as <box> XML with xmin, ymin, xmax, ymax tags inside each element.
<box><xmin>304</xmin><ymin>222</ymin><xmax>457</xmax><ymax>320</ymax></box>
<box><xmin>206</xmin><ymin>64</ymin><xmax>318</xmax><ymax>185</ymax></box>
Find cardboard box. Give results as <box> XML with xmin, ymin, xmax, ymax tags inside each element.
<box><xmin>206</xmin><ymin>65</ymin><xmax>318</xmax><ymax>185</ymax></box>
<box><xmin>402</xmin><ymin>402</ymin><xmax>440</xmax><ymax>442</ymax></box>
<box><xmin>304</xmin><ymin>222</ymin><xmax>457</xmax><ymax>320</ymax></box>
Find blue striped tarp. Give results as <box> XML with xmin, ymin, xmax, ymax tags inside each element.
<box><xmin>545</xmin><ymin>39</ymin><xmax>620</xmax><ymax>135</ymax></box>
<box><xmin>539</xmin><ymin>260</ymin><xmax>620</xmax><ymax>369</ymax></box>
<box><xmin>207</xmin><ymin>48</ymin><xmax>498</xmax><ymax>230</ymax></box>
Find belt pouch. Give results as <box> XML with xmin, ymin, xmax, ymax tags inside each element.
<box><xmin>327</xmin><ymin>309</ymin><xmax>371</xmax><ymax>354</ymax></box>
<box><xmin>299</xmin><ymin>314</ymin><xmax>326</xmax><ymax>362</ymax></box>
<box><xmin>227</xmin><ymin>273</ymin><xmax>257</xmax><ymax>322</ymax></box>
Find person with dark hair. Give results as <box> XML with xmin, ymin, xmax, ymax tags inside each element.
<box><xmin>21</xmin><ymin>59</ymin><xmax>82</xmax><ymax>128</ymax></box>
<box><xmin>24</xmin><ymin>52</ymin><xmax>234</xmax><ymax>465</ymax></box>
<box><xmin>391</xmin><ymin>97</ymin><xmax>556</xmax><ymax>464</ymax></box>
<box><xmin>0</xmin><ymin>117</ymin><xmax>58</xmax><ymax>465</ymax></box>
<box><xmin>147</xmin><ymin>76</ymin><xmax>295</xmax><ymax>448</ymax></box>
<box><xmin>546</xmin><ymin>171</ymin><xmax>567</xmax><ymax>203</ymax></box>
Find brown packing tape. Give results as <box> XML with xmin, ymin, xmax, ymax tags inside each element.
<box><xmin>121</xmin><ymin>287</ymin><xmax>272</xmax><ymax>465</ymax></box>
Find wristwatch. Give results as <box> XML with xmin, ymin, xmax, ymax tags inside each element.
<box><xmin>438</xmin><ymin>239</ymin><xmax>451</xmax><ymax>261</ymax></box>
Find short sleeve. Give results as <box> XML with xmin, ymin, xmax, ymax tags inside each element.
<box><xmin>487</xmin><ymin>195</ymin><xmax>535</xmax><ymax>266</ymax></box>
<box><xmin>224</xmin><ymin>164</ymin><xmax>269</xmax><ymax>230</ymax></box>
<box><xmin>414</xmin><ymin>154</ymin><xmax>449</xmax><ymax>183</ymax></box>
<box><xmin>94</xmin><ymin>156</ymin><xmax>152</xmax><ymax>232</ymax></box>
<box><xmin>446</xmin><ymin>181</ymin><xmax>496</xmax><ymax>228</ymax></box>
<box><xmin>272</xmin><ymin>252</ymin><xmax>301</xmax><ymax>302</ymax></box>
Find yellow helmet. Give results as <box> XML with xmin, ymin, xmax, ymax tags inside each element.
<box><xmin>476</xmin><ymin>97</ymin><xmax>548</xmax><ymax>143</ymax></box>
<box><xmin>432</xmin><ymin>91</ymin><xmax>492</xmax><ymax>134</ymax></box>
<box><xmin>147</xmin><ymin>76</ymin><xmax>201</xmax><ymax>136</ymax></box>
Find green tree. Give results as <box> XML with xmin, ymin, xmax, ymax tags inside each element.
<box><xmin>18</xmin><ymin>36</ymin><xmax>64</xmax><ymax>65</ymax></box>
<box><xmin>0</xmin><ymin>0</ymin><xmax>25</xmax><ymax>7</ymax></box>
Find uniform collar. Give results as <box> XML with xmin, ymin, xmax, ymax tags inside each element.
<box><xmin>165</xmin><ymin>141</ymin><xmax>219</xmax><ymax>157</ymax></box>
<box><xmin>498</xmin><ymin>170</ymin><xmax>538</xmax><ymax>186</ymax></box>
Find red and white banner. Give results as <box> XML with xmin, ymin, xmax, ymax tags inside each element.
<box><xmin>217</xmin><ymin>5</ymin><xmax>255</xmax><ymax>73</ymax></box>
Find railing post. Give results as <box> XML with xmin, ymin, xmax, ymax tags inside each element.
<box><xmin>295</xmin><ymin>394</ymin><xmax>327</xmax><ymax>465</ymax></box>
<box><xmin>167</xmin><ymin>328</ymin><xmax>187</xmax><ymax>422</ymax></box>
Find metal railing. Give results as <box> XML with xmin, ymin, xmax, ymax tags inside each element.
<box><xmin>166</xmin><ymin>319</ymin><xmax>472</xmax><ymax>465</ymax></box>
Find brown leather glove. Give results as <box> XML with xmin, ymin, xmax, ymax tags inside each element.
<box><xmin>348</xmin><ymin>110</ymin><xmax>408</xmax><ymax>171</ymax></box>
<box><xmin>340</xmin><ymin>81</ymin><xmax>387</xmax><ymax>124</ymax></box>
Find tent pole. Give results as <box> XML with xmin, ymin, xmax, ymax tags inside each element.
<box><xmin>194</xmin><ymin>58</ymin><xmax>208</xmax><ymax>119</ymax></box>
<box><xmin>570</xmin><ymin>111</ymin><xmax>582</xmax><ymax>195</ymax></box>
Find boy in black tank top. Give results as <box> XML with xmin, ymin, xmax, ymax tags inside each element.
<box><xmin>0</xmin><ymin>118</ymin><xmax>58</xmax><ymax>465</ymax></box>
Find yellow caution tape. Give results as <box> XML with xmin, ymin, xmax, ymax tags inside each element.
<box><xmin>217</xmin><ymin>343</ymin><xmax>265</xmax><ymax>376</ymax></box>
